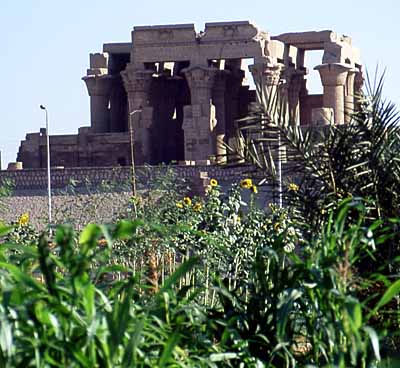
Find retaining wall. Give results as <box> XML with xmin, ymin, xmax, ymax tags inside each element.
<box><xmin>0</xmin><ymin>165</ymin><xmax>271</xmax><ymax>229</ymax></box>
<box><xmin>0</xmin><ymin>165</ymin><xmax>254</xmax><ymax>194</ymax></box>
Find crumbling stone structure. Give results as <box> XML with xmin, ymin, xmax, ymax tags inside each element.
<box><xmin>17</xmin><ymin>21</ymin><xmax>362</xmax><ymax>169</ymax></box>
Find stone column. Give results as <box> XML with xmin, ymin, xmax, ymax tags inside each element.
<box><xmin>83</xmin><ymin>75</ymin><xmax>113</xmax><ymax>133</ymax></box>
<box><xmin>121</xmin><ymin>64</ymin><xmax>154</xmax><ymax>164</ymax></box>
<box><xmin>286</xmin><ymin>70</ymin><xmax>306</xmax><ymax>125</ymax></box>
<box><xmin>314</xmin><ymin>63</ymin><xmax>352</xmax><ymax>125</ymax></box>
<box><xmin>182</xmin><ymin>66</ymin><xmax>218</xmax><ymax>163</ymax></box>
<box><xmin>344</xmin><ymin>68</ymin><xmax>358</xmax><ymax>123</ymax></box>
<box><xmin>249</xmin><ymin>61</ymin><xmax>283</xmax><ymax>105</ymax></box>
<box><xmin>354</xmin><ymin>70</ymin><xmax>364</xmax><ymax>112</ymax></box>
<box><xmin>110</xmin><ymin>75</ymin><xmax>128</xmax><ymax>132</ymax></box>
<box><xmin>225</xmin><ymin>67</ymin><xmax>245</xmax><ymax>158</ymax></box>
<box><xmin>212</xmin><ymin>70</ymin><xmax>230</xmax><ymax>163</ymax></box>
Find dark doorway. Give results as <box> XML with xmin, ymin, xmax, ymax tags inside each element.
<box><xmin>149</xmin><ymin>75</ymin><xmax>189</xmax><ymax>164</ymax></box>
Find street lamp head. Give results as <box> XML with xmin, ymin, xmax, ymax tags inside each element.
<box><xmin>129</xmin><ymin>109</ymin><xmax>142</xmax><ymax>116</ymax></box>
<box><xmin>40</xmin><ymin>105</ymin><xmax>46</xmax><ymax>110</ymax></box>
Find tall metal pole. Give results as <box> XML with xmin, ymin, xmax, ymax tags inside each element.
<box><xmin>129</xmin><ymin>109</ymin><xmax>142</xmax><ymax>198</ymax></box>
<box><xmin>277</xmin><ymin>131</ymin><xmax>283</xmax><ymax>208</ymax></box>
<box><xmin>40</xmin><ymin>105</ymin><xmax>52</xmax><ymax>224</ymax></box>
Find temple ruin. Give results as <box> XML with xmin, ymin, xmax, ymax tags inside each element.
<box><xmin>17</xmin><ymin>21</ymin><xmax>363</xmax><ymax>168</ymax></box>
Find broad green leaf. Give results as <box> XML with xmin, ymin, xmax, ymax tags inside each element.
<box><xmin>159</xmin><ymin>257</ymin><xmax>199</xmax><ymax>293</ymax></box>
<box><xmin>115</xmin><ymin>219</ymin><xmax>143</xmax><ymax>239</ymax></box>
<box><xmin>0</xmin><ymin>225</ymin><xmax>12</xmax><ymax>237</ymax></box>
<box><xmin>0</xmin><ymin>242</ymin><xmax>38</xmax><ymax>256</ymax></box>
<box><xmin>79</xmin><ymin>223</ymin><xmax>101</xmax><ymax>244</ymax></box>
<box><xmin>122</xmin><ymin>318</ymin><xmax>145</xmax><ymax>367</ymax></box>
<box><xmin>345</xmin><ymin>297</ymin><xmax>362</xmax><ymax>330</ymax></box>
<box><xmin>0</xmin><ymin>262</ymin><xmax>45</xmax><ymax>292</ymax></box>
<box><xmin>158</xmin><ymin>332</ymin><xmax>180</xmax><ymax>367</ymax></box>
<box><xmin>374</xmin><ymin>278</ymin><xmax>400</xmax><ymax>312</ymax></box>
<box><xmin>363</xmin><ymin>326</ymin><xmax>381</xmax><ymax>361</ymax></box>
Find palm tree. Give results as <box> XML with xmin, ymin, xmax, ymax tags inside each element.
<box><xmin>228</xmin><ymin>70</ymin><xmax>400</xmax><ymax>271</ymax></box>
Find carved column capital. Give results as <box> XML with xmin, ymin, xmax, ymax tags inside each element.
<box><xmin>82</xmin><ymin>75</ymin><xmax>113</xmax><ymax>97</ymax></box>
<box><xmin>314</xmin><ymin>63</ymin><xmax>352</xmax><ymax>86</ymax></box>
<box><xmin>183</xmin><ymin>66</ymin><xmax>218</xmax><ymax>104</ymax></box>
<box><xmin>121</xmin><ymin>64</ymin><xmax>153</xmax><ymax>96</ymax></box>
<box><xmin>249</xmin><ymin>62</ymin><xmax>283</xmax><ymax>86</ymax></box>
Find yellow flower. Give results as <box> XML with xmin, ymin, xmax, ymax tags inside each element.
<box><xmin>268</xmin><ymin>203</ymin><xmax>277</xmax><ymax>213</ymax></box>
<box><xmin>183</xmin><ymin>197</ymin><xmax>192</xmax><ymax>206</ymax></box>
<box><xmin>250</xmin><ymin>185</ymin><xmax>258</xmax><ymax>194</ymax></box>
<box><xmin>288</xmin><ymin>183</ymin><xmax>299</xmax><ymax>192</ymax></box>
<box><xmin>176</xmin><ymin>202</ymin><xmax>183</xmax><ymax>209</ymax></box>
<box><xmin>193</xmin><ymin>203</ymin><xmax>202</xmax><ymax>212</ymax></box>
<box><xmin>274</xmin><ymin>222</ymin><xmax>280</xmax><ymax>231</ymax></box>
<box><xmin>240</xmin><ymin>178</ymin><xmax>253</xmax><ymax>189</ymax></box>
<box><xmin>97</xmin><ymin>239</ymin><xmax>108</xmax><ymax>247</ymax></box>
<box><xmin>18</xmin><ymin>213</ymin><xmax>29</xmax><ymax>226</ymax></box>
<box><xmin>210</xmin><ymin>179</ymin><xmax>218</xmax><ymax>187</ymax></box>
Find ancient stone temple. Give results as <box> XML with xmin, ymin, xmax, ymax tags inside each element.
<box><xmin>17</xmin><ymin>21</ymin><xmax>362</xmax><ymax>169</ymax></box>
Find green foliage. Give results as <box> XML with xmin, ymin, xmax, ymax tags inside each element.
<box><xmin>0</xmin><ymin>224</ymin><xmax>224</xmax><ymax>367</ymax></box>
<box><xmin>221</xmin><ymin>70</ymin><xmax>400</xmax><ymax>364</ymax></box>
<box><xmin>0</xmin><ymin>182</ymin><xmax>399</xmax><ymax>366</ymax></box>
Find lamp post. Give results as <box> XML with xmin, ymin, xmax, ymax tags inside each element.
<box><xmin>40</xmin><ymin>105</ymin><xmax>52</xmax><ymax>225</ymax></box>
<box><xmin>129</xmin><ymin>109</ymin><xmax>142</xmax><ymax>198</ymax></box>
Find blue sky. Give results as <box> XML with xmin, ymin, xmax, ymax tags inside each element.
<box><xmin>1</xmin><ymin>0</ymin><xmax>399</xmax><ymax>168</ymax></box>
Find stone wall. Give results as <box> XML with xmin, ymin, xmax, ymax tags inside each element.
<box><xmin>0</xmin><ymin>192</ymin><xmax>133</xmax><ymax>230</ymax></box>
<box><xmin>0</xmin><ymin>165</ymin><xmax>269</xmax><ymax>229</ymax></box>
<box><xmin>0</xmin><ymin>165</ymin><xmax>254</xmax><ymax>193</ymax></box>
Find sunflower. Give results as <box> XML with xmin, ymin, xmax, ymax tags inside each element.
<box><xmin>250</xmin><ymin>185</ymin><xmax>258</xmax><ymax>194</ymax></box>
<box><xmin>176</xmin><ymin>201</ymin><xmax>183</xmax><ymax>209</ymax></box>
<box><xmin>288</xmin><ymin>183</ymin><xmax>299</xmax><ymax>192</ymax></box>
<box><xmin>18</xmin><ymin>213</ymin><xmax>29</xmax><ymax>226</ymax></box>
<box><xmin>183</xmin><ymin>197</ymin><xmax>192</xmax><ymax>206</ymax></box>
<box><xmin>240</xmin><ymin>178</ymin><xmax>253</xmax><ymax>189</ymax></box>
<box><xmin>210</xmin><ymin>179</ymin><xmax>218</xmax><ymax>187</ymax></box>
<box><xmin>193</xmin><ymin>203</ymin><xmax>202</xmax><ymax>212</ymax></box>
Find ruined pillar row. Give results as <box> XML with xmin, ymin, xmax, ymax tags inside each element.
<box><xmin>121</xmin><ymin>64</ymin><xmax>154</xmax><ymax>164</ymax></box>
<box><xmin>344</xmin><ymin>69</ymin><xmax>358</xmax><ymax>123</ymax></box>
<box><xmin>315</xmin><ymin>63</ymin><xmax>352</xmax><ymax>125</ymax></box>
<box><xmin>83</xmin><ymin>75</ymin><xmax>113</xmax><ymax>133</ymax></box>
<box><xmin>182</xmin><ymin>66</ymin><xmax>218</xmax><ymax>163</ymax></box>
<box><xmin>212</xmin><ymin>70</ymin><xmax>230</xmax><ymax>163</ymax></box>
